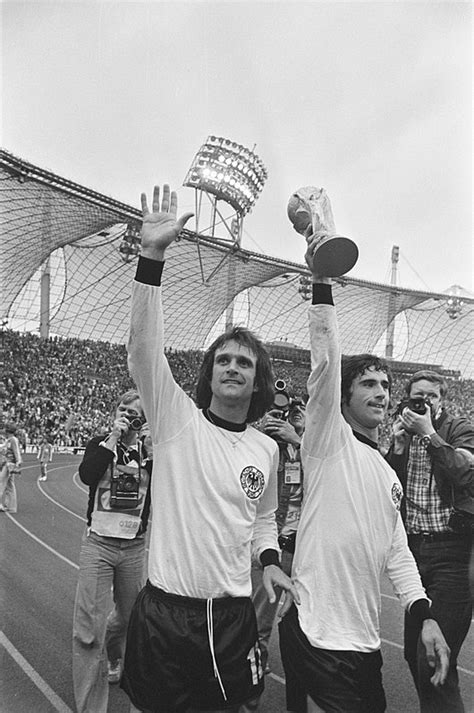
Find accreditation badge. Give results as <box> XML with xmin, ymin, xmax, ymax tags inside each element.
<box><xmin>284</xmin><ymin>461</ymin><xmax>301</xmax><ymax>484</ymax></box>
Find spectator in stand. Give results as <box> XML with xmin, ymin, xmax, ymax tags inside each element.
<box><xmin>0</xmin><ymin>422</ymin><xmax>22</xmax><ymax>513</ymax></box>
<box><xmin>37</xmin><ymin>435</ymin><xmax>54</xmax><ymax>481</ymax></box>
<box><xmin>120</xmin><ymin>184</ymin><xmax>298</xmax><ymax>713</ymax></box>
<box><xmin>278</xmin><ymin>233</ymin><xmax>450</xmax><ymax>713</ymax></box>
<box><xmin>72</xmin><ymin>390</ymin><xmax>152</xmax><ymax>713</ymax></box>
<box><xmin>386</xmin><ymin>371</ymin><xmax>474</xmax><ymax>713</ymax></box>
<box><xmin>2</xmin><ymin>320</ymin><xmax>474</xmax><ymax>448</ymax></box>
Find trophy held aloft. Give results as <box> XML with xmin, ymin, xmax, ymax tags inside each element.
<box><xmin>287</xmin><ymin>186</ymin><xmax>358</xmax><ymax>277</ymax></box>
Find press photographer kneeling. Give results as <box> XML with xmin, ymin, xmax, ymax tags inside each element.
<box><xmin>72</xmin><ymin>390</ymin><xmax>153</xmax><ymax>713</ymax></box>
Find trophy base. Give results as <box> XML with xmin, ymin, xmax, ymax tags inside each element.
<box><xmin>315</xmin><ymin>235</ymin><xmax>358</xmax><ymax>277</ymax></box>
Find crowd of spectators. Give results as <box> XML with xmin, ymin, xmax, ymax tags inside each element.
<box><xmin>1</xmin><ymin>329</ymin><xmax>473</xmax><ymax>453</ymax></box>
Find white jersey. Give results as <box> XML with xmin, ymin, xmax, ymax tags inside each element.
<box><xmin>128</xmin><ymin>278</ymin><xmax>279</xmax><ymax>599</ymax></box>
<box><xmin>294</xmin><ymin>303</ymin><xmax>427</xmax><ymax>652</ymax></box>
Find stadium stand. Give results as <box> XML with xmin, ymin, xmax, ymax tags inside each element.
<box><xmin>1</xmin><ymin>330</ymin><xmax>472</xmax><ymax>452</ymax></box>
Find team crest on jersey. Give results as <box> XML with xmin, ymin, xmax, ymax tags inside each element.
<box><xmin>391</xmin><ymin>483</ymin><xmax>403</xmax><ymax>510</ymax></box>
<box><xmin>240</xmin><ymin>466</ymin><xmax>265</xmax><ymax>499</ymax></box>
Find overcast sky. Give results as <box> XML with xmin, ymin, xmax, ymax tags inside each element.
<box><xmin>3</xmin><ymin>1</ymin><xmax>472</xmax><ymax>293</ymax></box>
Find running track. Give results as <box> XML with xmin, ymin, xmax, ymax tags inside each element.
<box><xmin>1</xmin><ymin>454</ymin><xmax>472</xmax><ymax>712</ymax></box>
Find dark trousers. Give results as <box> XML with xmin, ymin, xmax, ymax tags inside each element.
<box><xmin>279</xmin><ymin>606</ymin><xmax>386</xmax><ymax>713</ymax></box>
<box><xmin>405</xmin><ymin>535</ymin><xmax>472</xmax><ymax>713</ymax></box>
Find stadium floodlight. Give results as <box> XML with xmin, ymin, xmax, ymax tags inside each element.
<box><xmin>298</xmin><ymin>275</ymin><xmax>312</xmax><ymax>301</ymax></box>
<box><xmin>118</xmin><ymin>224</ymin><xmax>141</xmax><ymax>262</ymax></box>
<box><xmin>183</xmin><ymin>135</ymin><xmax>268</xmax><ymax>217</ymax></box>
<box><xmin>446</xmin><ymin>295</ymin><xmax>464</xmax><ymax>320</ymax></box>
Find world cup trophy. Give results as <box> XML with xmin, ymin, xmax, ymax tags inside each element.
<box><xmin>287</xmin><ymin>187</ymin><xmax>358</xmax><ymax>277</ymax></box>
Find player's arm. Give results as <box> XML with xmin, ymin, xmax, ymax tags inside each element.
<box><xmin>302</xmin><ymin>233</ymin><xmax>347</xmax><ymax>462</ymax></box>
<box><xmin>127</xmin><ymin>185</ymin><xmax>193</xmax><ymax>440</ymax></box>
<box><xmin>385</xmin><ymin>516</ymin><xmax>450</xmax><ymax>686</ymax></box>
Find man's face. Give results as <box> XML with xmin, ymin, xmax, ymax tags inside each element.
<box><xmin>210</xmin><ymin>340</ymin><xmax>258</xmax><ymax>407</ymax></box>
<box><xmin>288</xmin><ymin>403</ymin><xmax>306</xmax><ymax>433</ymax></box>
<box><xmin>115</xmin><ymin>398</ymin><xmax>142</xmax><ymax>425</ymax></box>
<box><xmin>342</xmin><ymin>366</ymin><xmax>390</xmax><ymax>432</ymax></box>
<box><xmin>409</xmin><ymin>379</ymin><xmax>442</xmax><ymax>417</ymax></box>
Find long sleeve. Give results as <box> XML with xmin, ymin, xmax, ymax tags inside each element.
<box><xmin>128</xmin><ymin>262</ymin><xmax>193</xmax><ymax>448</ymax></box>
<box><xmin>78</xmin><ymin>436</ymin><xmax>113</xmax><ymax>486</ymax></box>
<box><xmin>428</xmin><ymin>418</ymin><xmax>474</xmax><ymax>491</ymax></box>
<box><xmin>301</xmin><ymin>296</ymin><xmax>351</xmax><ymax>467</ymax></box>
<box><xmin>251</xmin><ymin>446</ymin><xmax>279</xmax><ymax>560</ymax></box>
<box><xmin>385</xmin><ymin>515</ymin><xmax>429</xmax><ymax>611</ymax></box>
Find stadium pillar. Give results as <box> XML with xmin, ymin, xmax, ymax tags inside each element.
<box><xmin>40</xmin><ymin>190</ymin><xmax>52</xmax><ymax>339</ymax></box>
<box><xmin>40</xmin><ymin>256</ymin><xmax>51</xmax><ymax>339</ymax></box>
<box><xmin>225</xmin><ymin>219</ymin><xmax>241</xmax><ymax>330</ymax></box>
<box><xmin>385</xmin><ymin>245</ymin><xmax>399</xmax><ymax>358</ymax></box>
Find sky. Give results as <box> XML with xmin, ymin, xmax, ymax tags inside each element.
<box><xmin>2</xmin><ymin>0</ymin><xmax>472</xmax><ymax>294</ymax></box>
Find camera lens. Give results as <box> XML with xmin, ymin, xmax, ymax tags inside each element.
<box><xmin>128</xmin><ymin>417</ymin><xmax>143</xmax><ymax>431</ymax></box>
<box><xmin>408</xmin><ymin>398</ymin><xmax>427</xmax><ymax>414</ymax></box>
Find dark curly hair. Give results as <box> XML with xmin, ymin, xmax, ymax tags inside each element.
<box><xmin>196</xmin><ymin>326</ymin><xmax>274</xmax><ymax>423</ymax></box>
<box><xmin>341</xmin><ymin>354</ymin><xmax>392</xmax><ymax>405</ymax></box>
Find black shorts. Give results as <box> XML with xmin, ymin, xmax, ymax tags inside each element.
<box><xmin>279</xmin><ymin>605</ymin><xmax>386</xmax><ymax>713</ymax></box>
<box><xmin>121</xmin><ymin>581</ymin><xmax>264</xmax><ymax>712</ymax></box>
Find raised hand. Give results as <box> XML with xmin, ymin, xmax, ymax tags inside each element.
<box><xmin>391</xmin><ymin>416</ymin><xmax>410</xmax><ymax>454</ymax></box>
<box><xmin>304</xmin><ymin>230</ymin><xmax>332</xmax><ymax>283</ymax></box>
<box><xmin>262</xmin><ymin>415</ymin><xmax>301</xmax><ymax>446</ymax></box>
<box><xmin>140</xmin><ymin>184</ymin><xmax>194</xmax><ymax>261</ymax></box>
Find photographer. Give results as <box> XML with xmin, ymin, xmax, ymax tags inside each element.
<box><xmin>242</xmin><ymin>393</ymin><xmax>306</xmax><ymax>712</ymax></box>
<box><xmin>72</xmin><ymin>389</ymin><xmax>152</xmax><ymax>713</ymax></box>
<box><xmin>387</xmin><ymin>370</ymin><xmax>474</xmax><ymax>713</ymax></box>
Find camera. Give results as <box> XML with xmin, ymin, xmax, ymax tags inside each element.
<box><xmin>125</xmin><ymin>415</ymin><xmax>146</xmax><ymax>431</ymax></box>
<box><xmin>278</xmin><ymin>532</ymin><xmax>297</xmax><ymax>554</ymax></box>
<box><xmin>397</xmin><ymin>397</ymin><xmax>428</xmax><ymax>416</ymax></box>
<box><xmin>110</xmin><ymin>466</ymin><xmax>140</xmax><ymax>509</ymax></box>
<box><xmin>272</xmin><ymin>380</ymin><xmax>306</xmax><ymax>420</ymax></box>
<box><xmin>272</xmin><ymin>379</ymin><xmax>291</xmax><ymax>418</ymax></box>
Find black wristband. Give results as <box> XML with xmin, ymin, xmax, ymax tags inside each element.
<box><xmin>260</xmin><ymin>549</ymin><xmax>281</xmax><ymax>568</ymax></box>
<box><xmin>409</xmin><ymin>599</ymin><xmax>434</xmax><ymax>625</ymax></box>
<box><xmin>135</xmin><ymin>256</ymin><xmax>164</xmax><ymax>286</ymax></box>
<box><xmin>312</xmin><ymin>283</ymin><xmax>334</xmax><ymax>305</ymax></box>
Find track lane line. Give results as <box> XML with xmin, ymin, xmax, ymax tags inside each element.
<box><xmin>36</xmin><ymin>466</ymin><xmax>86</xmax><ymax>522</ymax></box>
<box><xmin>4</xmin><ymin>512</ymin><xmax>79</xmax><ymax>569</ymax></box>
<box><xmin>0</xmin><ymin>631</ymin><xmax>74</xmax><ymax>713</ymax></box>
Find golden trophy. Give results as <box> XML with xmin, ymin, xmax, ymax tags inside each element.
<box><xmin>287</xmin><ymin>186</ymin><xmax>358</xmax><ymax>277</ymax></box>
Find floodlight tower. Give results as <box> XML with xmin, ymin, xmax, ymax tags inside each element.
<box><xmin>183</xmin><ymin>136</ymin><xmax>268</xmax><ymax>327</ymax></box>
<box><xmin>184</xmin><ymin>136</ymin><xmax>267</xmax><ymax>246</ymax></box>
<box><xmin>446</xmin><ymin>288</ymin><xmax>464</xmax><ymax>320</ymax></box>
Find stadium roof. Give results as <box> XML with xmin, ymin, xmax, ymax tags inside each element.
<box><xmin>1</xmin><ymin>148</ymin><xmax>473</xmax><ymax>378</ymax></box>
